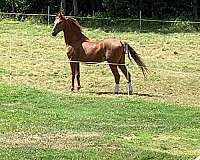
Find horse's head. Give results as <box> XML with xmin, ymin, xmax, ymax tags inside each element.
<box><xmin>52</xmin><ymin>12</ymin><xmax>66</xmax><ymax>36</ymax></box>
<box><xmin>52</xmin><ymin>13</ymin><xmax>87</xmax><ymax>44</ymax></box>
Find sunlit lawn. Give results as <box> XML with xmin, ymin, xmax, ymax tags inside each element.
<box><xmin>0</xmin><ymin>19</ymin><xmax>200</xmax><ymax>159</ymax></box>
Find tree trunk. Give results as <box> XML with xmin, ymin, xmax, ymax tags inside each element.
<box><xmin>193</xmin><ymin>0</ymin><xmax>198</xmax><ymax>19</ymax></box>
<box><xmin>11</xmin><ymin>0</ymin><xmax>16</xmax><ymax>13</ymax></box>
<box><xmin>96</xmin><ymin>0</ymin><xmax>102</xmax><ymax>11</ymax></box>
<box><xmin>61</xmin><ymin>0</ymin><xmax>66</xmax><ymax>15</ymax></box>
<box><xmin>91</xmin><ymin>0</ymin><xmax>95</xmax><ymax>16</ymax></box>
<box><xmin>73</xmin><ymin>0</ymin><xmax>78</xmax><ymax>16</ymax></box>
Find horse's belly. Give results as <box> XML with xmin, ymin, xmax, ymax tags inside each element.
<box><xmin>81</xmin><ymin>42</ymin><xmax>106</xmax><ymax>62</ymax></box>
<box><xmin>82</xmin><ymin>53</ymin><xmax>106</xmax><ymax>63</ymax></box>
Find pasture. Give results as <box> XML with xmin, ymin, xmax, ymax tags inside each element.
<box><xmin>0</xmin><ymin>19</ymin><xmax>200</xmax><ymax>159</ymax></box>
<box><xmin>0</xmin><ymin>20</ymin><xmax>200</xmax><ymax>105</ymax></box>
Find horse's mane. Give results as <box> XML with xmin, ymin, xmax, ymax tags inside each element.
<box><xmin>57</xmin><ymin>15</ymin><xmax>81</xmax><ymax>34</ymax></box>
<box><xmin>56</xmin><ymin>12</ymin><xmax>82</xmax><ymax>31</ymax></box>
<box><xmin>66</xmin><ymin>17</ymin><xmax>82</xmax><ymax>32</ymax></box>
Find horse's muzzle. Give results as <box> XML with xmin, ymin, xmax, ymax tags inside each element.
<box><xmin>52</xmin><ymin>32</ymin><xmax>57</xmax><ymax>36</ymax></box>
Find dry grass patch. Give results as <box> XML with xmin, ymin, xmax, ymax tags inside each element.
<box><xmin>0</xmin><ymin>132</ymin><xmax>102</xmax><ymax>150</ymax></box>
<box><xmin>153</xmin><ymin>135</ymin><xmax>199</xmax><ymax>142</ymax></box>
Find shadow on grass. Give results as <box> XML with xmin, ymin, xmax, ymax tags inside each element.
<box><xmin>89</xmin><ymin>91</ymin><xmax>162</xmax><ymax>98</ymax></box>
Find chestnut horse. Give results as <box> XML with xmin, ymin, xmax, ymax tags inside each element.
<box><xmin>52</xmin><ymin>13</ymin><xmax>149</xmax><ymax>94</ymax></box>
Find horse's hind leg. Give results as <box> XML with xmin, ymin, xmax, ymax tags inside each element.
<box><xmin>109</xmin><ymin>64</ymin><xmax>120</xmax><ymax>94</ymax></box>
<box><xmin>118</xmin><ymin>65</ymin><xmax>133</xmax><ymax>95</ymax></box>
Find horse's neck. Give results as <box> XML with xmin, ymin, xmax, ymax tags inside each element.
<box><xmin>63</xmin><ymin>28</ymin><xmax>89</xmax><ymax>46</ymax></box>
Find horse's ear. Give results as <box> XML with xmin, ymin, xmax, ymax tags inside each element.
<box><xmin>57</xmin><ymin>10</ymin><xmax>64</xmax><ymax>19</ymax></box>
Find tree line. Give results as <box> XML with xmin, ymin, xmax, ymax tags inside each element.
<box><xmin>0</xmin><ymin>0</ymin><xmax>199</xmax><ymax>20</ymax></box>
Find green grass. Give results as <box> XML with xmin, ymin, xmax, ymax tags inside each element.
<box><xmin>0</xmin><ymin>19</ymin><xmax>200</xmax><ymax>106</ymax></box>
<box><xmin>0</xmin><ymin>83</ymin><xmax>200</xmax><ymax>159</ymax></box>
<box><xmin>0</xmin><ymin>19</ymin><xmax>199</xmax><ymax>159</ymax></box>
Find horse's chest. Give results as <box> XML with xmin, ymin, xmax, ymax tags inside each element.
<box><xmin>66</xmin><ymin>46</ymin><xmax>75</xmax><ymax>60</ymax></box>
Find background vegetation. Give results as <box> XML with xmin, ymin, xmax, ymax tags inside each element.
<box><xmin>0</xmin><ymin>0</ymin><xmax>199</xmax><ymax>20</ymax></box>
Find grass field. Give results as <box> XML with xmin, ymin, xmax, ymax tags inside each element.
<box><xmin>0</xmin><ymin>19</ymin><xmax>200</xmax><ymax>159</ymax></box>
<box><xmin>0</xmin><ymin>19</ymin><xmax>199</xmax><ymax>105</ymax></box>
<box><xmin>0</xmin><ymin>83</ymin><xmax>200</xmax><ymax>159</ymax></box>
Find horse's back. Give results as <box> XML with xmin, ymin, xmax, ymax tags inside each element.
<box><xmin>78</xmin><ymin>39</ymin><xmax>123</xmax><ymax>63</ymax></box>
<box><xmin>100</xmin><ymin>38</ymin><xmax>121</xmax><ymax>47</ymax></box>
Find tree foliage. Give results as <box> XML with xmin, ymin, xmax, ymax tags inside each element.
<box><xmin>0</xmin><ymin>0</ymin><xmax>199</xmax><ymax>20</ymax></box>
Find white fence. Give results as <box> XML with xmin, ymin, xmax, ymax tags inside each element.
<box><xmin>1</xmin><ymin>11</ymin><xmax>200</xmax><ymax>31</ymax></box>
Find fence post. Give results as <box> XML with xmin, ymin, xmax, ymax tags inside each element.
<box><xmin>48</xmin><ymin>6</ymin><xmax>50</xmax><ymax>25</ymax></box>
<box><xmin>139</xmin><ymin>10</ymin><xmax>142</xmax><ymax>31</ymax></box>
<box><xmin>60</xmin><ymin>1</ymin><xmax>62</xmax><ymax>9</ymax></box>
<box><xmin>9</xmin><ymin>35</ymin><xmax>12</xmax><ymax>87</ymax></box>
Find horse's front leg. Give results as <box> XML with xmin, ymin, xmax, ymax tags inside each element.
<box><xmin>70</xmin><ymin>62</ymin><xmax>75</xmax><ymax>91</ymax></box>
<box><xmin>76</xmin><ymin>62</ymin><xmax>81</xmax><ymax>90</ymax></box>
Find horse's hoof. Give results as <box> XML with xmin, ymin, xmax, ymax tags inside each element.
<box><xmin>114</xmin><ymin>84</ymin><xmax>120</xmax><ymax>94</ymax></box>
<box><xmin>71</xmin><ymin>87</ymin><xmax>74</xmax><ymax>91</ymax></box>
<box><xmin>127</xmin><ymin>83</ymin><xmax>133</xmax><ymax>95</ymax></box>
<box><xmin>77</xmin><ymin>86</ymin><xmax>81</xmax><ymax>91</ymax></box>
<box><xmin>128</xmin><ymin>91</ymin><xmax>133</xmax><ymax>95</ymax></box>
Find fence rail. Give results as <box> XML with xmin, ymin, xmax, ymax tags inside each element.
<box><xmin>1</xmin><ymin>12</ymin><xmax>200</xmax><ymax>26</ymax></box>
<box><xmin>1</xmin><ymin>54</ymin><xmax>199</xmax><ymax>79</ymax></box>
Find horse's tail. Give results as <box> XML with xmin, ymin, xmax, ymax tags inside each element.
<box><xmin>123</xmin><ymin>42</ymin><xmax>149</xmax><ymax>78</ymax></box>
